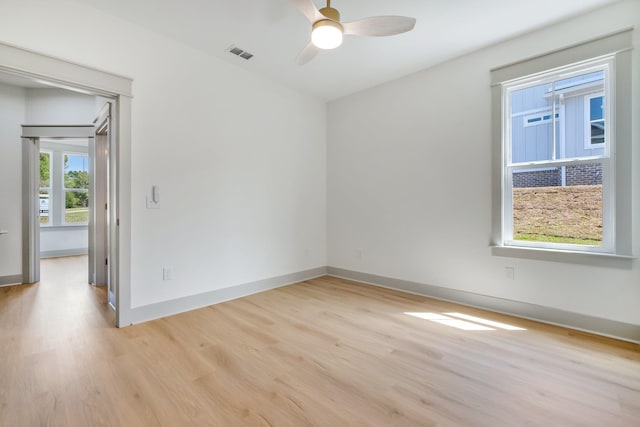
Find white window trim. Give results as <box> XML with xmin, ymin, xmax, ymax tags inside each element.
<box><xmin>40</xmin><ymin>142</ymin><xmax>89</xmax><ymax>228</ymax></box>
<box><xmin>502</xmin><ymin>58</ymin><xmax>613</xmax><ymax>254</ymax></box>
<box><xmin>584</xmin><ymin>91</ymin><xmax>605</xmax><ymax>149</ymax></box>
<box><xmin>490</xmin><ymin>29</ymin><xmax>634</xmax><ymax>261</ymax></box>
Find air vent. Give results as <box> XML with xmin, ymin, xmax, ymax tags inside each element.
<box><xmin>227</xmin><ymin>46</ymin><xmax>254</xmax><ymax>61</ymax></box>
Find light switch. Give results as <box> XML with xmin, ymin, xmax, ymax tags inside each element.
<box><xmin>146</xmin><ymin>185</ymin><xmax>160</xmax><ymax>209</ymax></box>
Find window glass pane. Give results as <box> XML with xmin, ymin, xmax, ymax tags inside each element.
<box><xmin>511</xmin><ymin>82</ymin><xmax>553</xmax><ymax>164</ymax></box>
<box><xmin>39</xmin><ymin>151</ymin><xmax>51</xmax><ymax>226</ymax></box>
<box><xmin>65</xmin><ymin>190</ymin><xmax>88</xmax><ymax>223</ymax></box>
<box><xmin>64</xmin><ymin>153</ymin><xmax>89</xmax><ymax>224</ymax></box>
<box><xmin>590</xmin><ymin>96</ymin><xmax>604</xmax><ymax>121</ymax></box>
<box><xmin>510</xmin><ymin>70</ymin><xmax>606</xmax><ymax>164</ymax></box>
<box><xmin>511</xmin><ymin>163</ymin><xmax>603</xmax><ymax>246</ymax></box>
<box><xmin>588</xmin><ymin>94</ymin><xmax>605</xmax><ymax>146</ymax></box>
<box><xmin>590</xmin><ymin>121</ymin><xmax>605</xmax><ymax>145</ymax></box>
<box><xmin>64</xmin><ymin>154</ymin><xmax>89</xmax><ymax>189</ymax></box>
<box><xmin>555</xmin><ymin>70</ymin><xmax>604</xmax><ymax>92</ymax></box>
<box><xmin>39</xmin><ymin>152</ymin><xmax>50</xmax><ymax>188</ymax></box>
<box><xmin>39</xmin><ymin>191</ymin><xmax>50</xmax><ymax>225</ymax></box>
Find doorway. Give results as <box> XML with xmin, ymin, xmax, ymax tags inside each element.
<box><xmin>0</xmin><ymin>40</ymin><xmax>133</xmax><ymax>326</ymax></box>
<box><xmin>22</xmin><ymin>119</ymin><xmax>114</xmax><ymax>307</ymax></box>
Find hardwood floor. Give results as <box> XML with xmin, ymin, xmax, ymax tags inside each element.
<box><xmin>1</xmin><ymin>256</ymin><xmax>639</xmax><ymax>426</ymax></box>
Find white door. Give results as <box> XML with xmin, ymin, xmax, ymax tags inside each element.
<box><xmin>21</xmin><ymin>137</ymin><xmax>40</xmax><ymax>284</ymax></box>
<box><xmin>89</xmin><ymin>106</ymin><xmax>109</xmax><ymax>287</ymax></box>
<box><xmin>93</xmin><ymin>103</ymin><xmax>116</xmax><ymax>309</ymax></box>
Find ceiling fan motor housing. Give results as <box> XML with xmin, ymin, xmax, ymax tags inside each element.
<box><xmin>319</xmin><ymin>6</ymin><xmax>340</xmax><ymax>22</ymax></box>
<box><xmin>314</xmin><ymin>6</ymin><xmax>344</xmax><ymax>37</ymax></box>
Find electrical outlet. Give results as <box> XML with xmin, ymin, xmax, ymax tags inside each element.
<box><xmin>505</xmin><ymin>266</ymin><xmax>515</xmax><ymax>280</ymax></box>
<box><xmin>163</xmin><ymin>267</ymin><xmax>172</xmax><ymax>281</ymax></box>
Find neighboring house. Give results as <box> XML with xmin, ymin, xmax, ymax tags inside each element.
<box><xmin>510</xmin><ymin>71</ymin><xmax>604</xmax><ymax>188</ymax></box>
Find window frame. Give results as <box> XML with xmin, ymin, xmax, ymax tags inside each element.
<box><xmin>502</xmin><ymin>58</ymin><xmax>613</xmax><ymax>254</ymax></box>
<box><xmin>39</xmin><ymin>141</ymin><xmax>90</xmax><ymax>228</ymax></box>
<box><xmin>490</xmin><ymin>29</ymin><xmax>633</xmax><ymax>261</ymax></box>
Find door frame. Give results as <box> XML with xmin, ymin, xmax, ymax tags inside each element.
<box><xmin>24</xmin><ymin>124</ymin><xmax>114</xmax><ymax>305</ymax></box>
<box><xmin>22</xmin><ymin>125</ymin><xmax>97</xmax><ymax>285</ymax></box>
<box><xmin>1</xmin><ymin>41</ymin><xmax>133</xmax><ymax>327</ymax></box>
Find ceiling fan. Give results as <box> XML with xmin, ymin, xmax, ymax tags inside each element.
<box><xmin>291</xmin><ymin>0</ymin><xmax>416</xmax><ymax>65</ymax></box>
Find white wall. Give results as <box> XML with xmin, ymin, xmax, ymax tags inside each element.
<box><xmin>328</xmin><ymin>1</ymin><xmax>640</xmax><ymax>326</ymax></box>
<box><xmin>0</xmin><ymin>86</ymin><xmax>99</xmax><ymax>273</ymax></box>
<box><xmin>0</xmin><ymin>83</ymin><xmax>25</xmax><ymax>279</ymax></box>
<box><xmin>27</xmin><ymin>89</ymin><xmax>97</xmax><ymax>258</ymax></box>
<box><xmin>10</xmin><ymin>0</ymin><xmax>633</xmax><ymax>331</ymax></box>
<box><xmin>0</xmin><ymin>0</ymin><xmax>326</xmax><ymax>309</ymax></box>
<box><xmin>40</xmin><ymin>228</ymin><xmax>88</xmax><ymax>256</ymax></box>
<box><xmin>25</xmin><ymin>88</ymin><xmax>97</xmax><ymax>124</ymax></box>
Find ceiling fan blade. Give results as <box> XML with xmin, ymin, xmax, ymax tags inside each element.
<box><xmin>297</xmin><ymin>42</ymin><xmax>320</xmax><ymax>65</ymax></box>
<box><xmin>290</xmin><ymin>0</ymin><xmax>323</xmax><ymax>23</ymax></box>
<box><xmin>343</xmin><ymin>16</ymin><xmax>416</xmax><ymax>37</ymax></box>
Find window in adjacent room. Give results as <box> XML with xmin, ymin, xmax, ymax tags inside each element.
<box><xmin>39</xmin><ymin>150</ymin><xmax>52</xmax><ymax>225</ymax></box>
<box><xmin>63</xmin><ymin>153</ymin><xmax>89</xmax><ymax>224</ymax></box>
<box><xmin>39</xmin><ymin>141</ymin><xmax>89</xmax><ymax>227</ymax></box>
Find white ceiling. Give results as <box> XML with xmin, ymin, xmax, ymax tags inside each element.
<box><xmin>68</xmin><ymin>0</ymin><xmax>617</xmax><ymax>100</ymax></box>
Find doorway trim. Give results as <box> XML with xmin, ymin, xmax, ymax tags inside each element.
<box><xmin>22</xmin><ymin>125</ymin><xmax>96</xmax><ymax>285</ymax></box>
<box><xmin>1</xmin><ymin>41</ymin><xmax>133</xmax><ymax>327</ymax></box>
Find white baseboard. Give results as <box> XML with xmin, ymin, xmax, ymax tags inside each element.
<box><xmin>0</xmin><ymin>274</ymin><xmax>22</xmax><ymax>287</ymax></box>
<box><xmin>41</xmin><ymin>248</ymin><xmax>88</xmax><ymax>259</ymax></box>
<box><xmin>327</xmin><ymin>267</ymin><xmax>640</xmax><ymax>344</ymax></box>
<box><xmin>127</xmin><ymin>266</ymin><xmax>328</xmax><ymax>325</ymax></box>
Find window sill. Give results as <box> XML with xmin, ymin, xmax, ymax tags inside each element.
<box><xmin>491</xmin><ymin>245</ymin><xmax>634</xmax><ymax>268</ymax></box>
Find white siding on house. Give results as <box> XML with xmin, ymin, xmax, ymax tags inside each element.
<box><xmin>510</xmin><ymin>75</ymin><xmax>605</xmax><ymax>164</ymax></box>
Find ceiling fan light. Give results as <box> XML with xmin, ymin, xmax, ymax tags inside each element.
<box><xmin>311</xmin><ymin>20</ymin><xmax>343</xmax><ymax>50</ymax></box>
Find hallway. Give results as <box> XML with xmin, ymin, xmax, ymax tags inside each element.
<box><xmin>0</xmin><ymin>256</ymin><xmax>112</xmax><ymax>331</ymax></box>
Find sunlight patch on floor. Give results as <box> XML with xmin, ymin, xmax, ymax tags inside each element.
<box><xmin>444</xmin><ymin>312</ymin><xmax>526</xmax><ymax>331</ymax></box>
<box><xmin>405</xmin><ymin>312</ymin><xmax>494</xmax><ymax>331</ymax></box>
<box><xmin>405</xmin><ymin>312</ymin><xmax>526</xmax><ymax>331</ymax></box>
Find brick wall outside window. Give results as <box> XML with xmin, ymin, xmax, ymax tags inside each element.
<box><xmin>513</xmin><ymin>164</ymin><xmax>602</xmax><ymax>188</ymax></box>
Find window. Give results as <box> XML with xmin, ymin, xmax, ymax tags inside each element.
<box><xmin>63</xmin><ymin>153</ymin><xmax>89</xmax><ymax>224</ymax></box>
<box><xmin>39</xmin><ymin>141</ymin><xmax>90</xmax><ymax>227</ymax></box>
<box><xmin>491</xmin><ymin>30</ymin><xmax>633</xmax><ymax>259</ymax></box>
<box><xmin>504</xmin><ymin>60</ymin><xmax>611</xmax><ymax>251</ymax></box>
<box><xmin>523</xmin><ymin>111</ymin><xmax>558</xmax><ymax>127</ymax></box>
<box><xmin>39</xmin><ymin>151</ymin><xmax>52</xmax><ymax>225</ymax></box>
<box><xmin>586</xmin><ymin>93</ymin><xmax>605</xmax><ymax>147</ymax></box>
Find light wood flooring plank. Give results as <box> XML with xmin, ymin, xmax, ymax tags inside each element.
<box><xmin>1</xmin><ymin>256</ymin><xmax>638</xmax><ymax>426</ymax></box>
